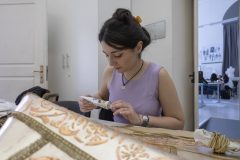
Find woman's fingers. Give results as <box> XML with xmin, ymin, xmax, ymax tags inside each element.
<box><xmin>113</xmin><ymin>107</ymin><xmax>128</xmax><ymax>115</ymax></box>
<box><xmin>111</xmin><ymin>100</ymin><xmax>133</xmax><ymax>116</ymax></box>
<box><xmin>111</xmin><ymin>100</ymin><xmax>129</xmax><ymax>110</ymax></box>
<box><xmin>111</xmin><ymin>101</ymin><xmax>140</xmax><ymax>125</ymax></box>
<box><xmin>79</xmin><ymin>98</ymin><xmax>96</xmax><ymax>112</ymax></box>
<box><xmin>80</xmin><ymin>108</ymin><xmax>93</xmax><ymax>112</ymax></box>
<box><xmin>113</xmin><ymin>107</ymin><xmax>133</xmax><ymax>119</ymax></box>
<box><xmin>80</xmin><ymin>105</ymin><xmax>96</xmax><ymax>112</ymax></box>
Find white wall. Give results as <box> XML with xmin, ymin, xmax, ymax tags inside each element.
<box><xmin>47</xmin><ymin>0</ymin><xmax>99</xmax><ymax>100</ymax></box>
<box><xmin>198</xmin><ymin>0</ymin><xmax>237</xmax><ymax>25</ymax></box>
<box><xmin>132</xmin><ymin>0</ymin><xmax>173</xmax><ymax>74</ymax></box>
<box><xmin>132</xmin><ymin>0</ymin><xmax>193</xmax><ymax>130</ymax></box>
<box><xmin>47</xmin><ymin>0</ymin><xmax>131</xmax><ymax>101</ymax></box>
<box><xmin>198</xmin><ymin>0</ymin><xmax>237</xmax><ymax>78</ymax></box>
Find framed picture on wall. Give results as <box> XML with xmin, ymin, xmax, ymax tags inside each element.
<box><xmin>200</xmin><ymin>44</ymin><xmax>223</xmax><ymax>64</ymax></box>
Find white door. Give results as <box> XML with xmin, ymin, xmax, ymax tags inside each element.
<box><xmin>0</xmin><ymin>0</ymin><xmax>47</xmax><ymax>102</ymax></box>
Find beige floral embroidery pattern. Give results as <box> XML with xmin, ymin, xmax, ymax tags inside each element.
<box><xmin>150</xmin><ymin>157</ymin><xmax>173</xmax><ymax>160</ymax></box>
<box><xmin>27</xmin><ymin>156</ymin><xmax>60</xmax><ymax>160</ymax></box>
<box><xmin>18</xmin><ymin>96</ymin><xmax>178</xmax><ymax>160</ymax></box>
<box><xmin>26</xmin><ymin>99</ymin><xmax>115</xmax><ymax>146</ymax></box>
<box><xmin>116</xmin><ymin>143</ymin><xmax>150</xmax><ymax>160</ymax></box>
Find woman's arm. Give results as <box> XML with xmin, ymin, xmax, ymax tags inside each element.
<box><xmin>147</xmin><ymin>68</ymin><xmax>184</xmax><ymax>129</ymax></box>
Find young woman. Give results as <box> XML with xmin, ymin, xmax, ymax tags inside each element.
<box><xmin>79</xmin><ymin>8</ymin><xmax>184</xmax><ymax>129</ymax></box>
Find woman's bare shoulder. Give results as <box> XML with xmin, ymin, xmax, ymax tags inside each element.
<box><xmin>159</xmin><ymin>67</ymin><xmax>169</xmax><ymax>78</ymax></box>
<box><xmin>158</xmin><ymin>67</ymin><xmax>174</xmax><ymax>87</ymax></box>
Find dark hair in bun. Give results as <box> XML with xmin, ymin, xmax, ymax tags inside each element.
<box><xmin>99</xmin><ymin>8</ymin><xmax>151</xmax><ymax>52</ymax></box>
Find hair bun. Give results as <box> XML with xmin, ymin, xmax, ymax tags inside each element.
<box><xmin>112</xmin><ymin>8</ymin><xmax>132</xmax><ymax>24</ymax></box>
<box><xmin>135</xmin><ymin>16</ymin><xmax>142</xmax><ymax>24</ymax></box>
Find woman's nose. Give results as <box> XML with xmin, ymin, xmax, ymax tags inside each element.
<box><xmin>109</xmin><ymin>56</ymin><xmax>116</xmax><ymax>66</ymax></box>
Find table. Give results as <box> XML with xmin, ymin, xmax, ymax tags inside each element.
<box><xmin>93</xmin><ymin>118</ymin><xmax>240</xmax><ymax>160</ymax></box>
<box><xmin>199</xmin><ymin>117</ymin><xmax>240</xmax><ymax>139</ymax></box>
<box><xmin>199</xmin><ymin>82</ymin><xmax>222</xmax><ymax>107</ymax></box>
<box><xmin>1</xmin><ymin>94</ymin><xmax>239</xmax><ymax>160</ymax></box>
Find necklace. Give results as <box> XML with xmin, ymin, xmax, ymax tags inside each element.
<box><xmin>121</xmin><ymin>60</ymin><xmax>144</xmax><ymax>89</ymax></box>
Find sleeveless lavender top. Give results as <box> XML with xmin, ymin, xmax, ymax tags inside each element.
<box><xmin>109</xmin><ymin>62</ymin><xmax>163</xmax><ymax>124</ymax></box>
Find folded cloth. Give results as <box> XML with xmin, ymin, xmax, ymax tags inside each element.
<box><xmin>0</xmin><ymin>99</ymin><xmax>16</xmax><ymax>112</ymax></box>
<box><xmin>15</xmin><ymin>86</ymin><xmax>50</xmax><ymax>105</ymax></box>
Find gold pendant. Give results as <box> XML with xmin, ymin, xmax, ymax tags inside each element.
<box><xmin>121</xmin><ymin>85</ymin><xmax>126</xmax><ymax>89</ymax></box>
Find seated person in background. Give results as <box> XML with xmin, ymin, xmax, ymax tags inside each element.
<box><xmin>223</xmin><ymin>74</ymin><xmax>233</xmax><ymax>90</ymax></box>
<box><xmin>79</xmin><ymin>8</ymin><xmax>184</xmax><ymax>129</ymax></box>
<box><xmin>218</xmin><ymin>75</ymin><xmax>223</xmax><ymax>81</ymax></box>
<box><xmin>220</xmin><ymin>74</ymin><xmax>232</xmax><ymax>99</ymax></box>
<box><xmin>223</xmin><ymin>74</ymin><xmax>229</xmax><ymax>84</ymax></box>
<box><xmin>198</xmin><ymin>71</ymin><xmax>208</xmax><ymax>95</ymax></box>
<box><xmin>210</xmin><ymin>73</ymin><xmax>218</xmax><ymax>82</ymax></box>
<box><xmin>207</xmin><ymin>73</ymin><xmax>219</xmax><ymax>97</ymax></box>
<box><xmin>198</xmin><ymin>71</ymin><xmax>208</xmax><ymax>84</ymax></box>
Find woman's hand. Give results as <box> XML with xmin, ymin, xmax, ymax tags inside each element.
<box><xmin>111</xmin><ymin>100</ymin><xmax>141</xmax><ymax>125</ymax></box>
<box><xmin>79</xmin><ymin>95</ymin><xmax>97</xmax><ymax>112</ymax></box>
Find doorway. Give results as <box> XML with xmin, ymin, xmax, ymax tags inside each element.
<box><xmin>195</xmin><ymin>0</ymin><xmax>240</xmax><ymax>128</ymax></box>
<box><xmin>0</xmin><ymin>0</ymin><xmax>48</xmax><ymax>102</ymax></box>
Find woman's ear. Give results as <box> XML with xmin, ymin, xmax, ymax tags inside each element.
<box><xmin>135</xmin><ymin>41</ymin><xmax>143</xmax><ymax>54</ymax></box>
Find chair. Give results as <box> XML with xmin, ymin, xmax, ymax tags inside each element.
<box><xmin>99</xmin><ymin>109</ymin><xmax>113</xmax><ymax>121</ymax></box>
<box><xmin>232</xmin><ymin>80</ymin><xmax>238</xmax><ymax>96</ymax></box>
<box><xmin>15</xmin><ymin>86</ymin><xmax>50</xmax><ymax>105</ymax></box>
<box><xmin>42</xmin><ymin>93</ymin><xmax>59</xmax><ymax>102</ymax></box>
<box><xmin>55</xmin><ymin>101</ymin><xmax>90</xmax><ymax>117</ymax></box>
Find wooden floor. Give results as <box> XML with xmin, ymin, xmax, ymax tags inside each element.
<box><xmin>198</xmin><ymin>95</ymin><xmax>240</xmax><ymax>126</ymax></box>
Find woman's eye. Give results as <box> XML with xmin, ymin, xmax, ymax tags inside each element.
<box><xmin>114</xmin><ymin>53</ymin><xmax>122</xmax><ymax>57</ymax></box>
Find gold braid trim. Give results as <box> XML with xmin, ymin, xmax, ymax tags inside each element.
<box><xmin>0</xmin><ymin>116</ymin><xmax>7</xmax><ymax>128</ymax></box>
<box><xmin>122</xmin><ymin>127</ymin><xmax>194</xmax><ymax>142</ymax></box>
<box><xmin>8</xmin><ymin>138</ymin><xmax>48</xmax><ymax>160</ymax></box>
<box><xmin>208</xmin><ymin>132</ymin><xmax>230</xmax><ymax>154</ymax></box>
<box><xmin>0</xmin><ymin>112</ymin><xmax>11</xmax><ymax>128</ymax></box>
<box><xmin>119</xmin><ymin>128</ymin><xmax>239</xmax><ymax>159</ymax></box>
<box><xmin>12</xmin><ymin>112</ymin><xmax>96</xmax><ymax>160</ymax></box>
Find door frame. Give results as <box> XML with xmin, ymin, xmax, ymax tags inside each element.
<box><xmin>194</xmin><ymin>0</ymin><xmax>199</xmax><ymax>129</ymax></box>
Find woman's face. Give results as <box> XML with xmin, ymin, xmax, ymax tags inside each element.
<box><xmin>101</xmin><ymin>41</ymin><xmax>141</xmax><ymax>73</ymax></box>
